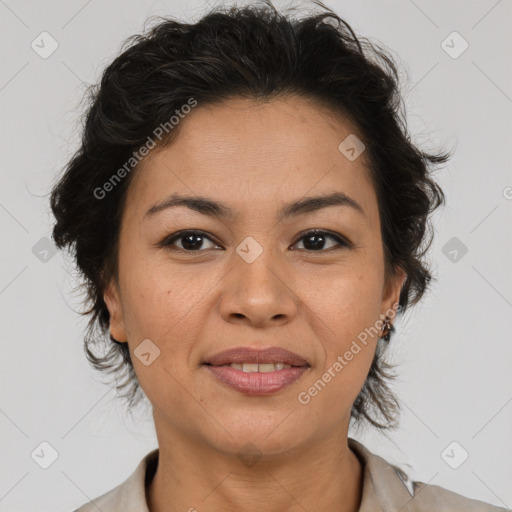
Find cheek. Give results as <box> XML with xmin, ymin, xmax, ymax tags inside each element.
<box><xmin>303</xmin><ymin>263</ymin><xmax>383</xmax><ymax>341</ymax></box>
<box><xmin>119</xmin><ymin>249</ymin><xmax>210</xmax><ymax>342</ymax></box>
<box><xmin>119</xmin><ymin>282</ymin><xmax>169</xmax><ymax>342</ymax></box>
<box><xmin>117</xmin><ymin>256</ymin><xmax>226</xmax><ymax>398</ymax></box>
<box><xmin>301</xmin><ymin>279</ymin><xmax>379</xmax><ymax>414</ymax></box>
<box><xmin>300</xmin><ymin>266</ymin><xmax>382</xmax><ymax>396</ymax></box>
<box><xmin>119</xmin><ymin>268</ymin><xmax>204</xmax><ymax>398</ymax></box>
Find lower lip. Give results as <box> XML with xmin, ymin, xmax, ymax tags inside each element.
<box><xmin>204</xmin><ymin>365</ymin><xmax>309</xmax><ymax>395</ymax></box>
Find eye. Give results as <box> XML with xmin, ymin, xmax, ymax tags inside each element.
<box><xmin>291</xmin><ymin>229</ymin><xmax>351</xmax><ymax>252</ymax></box>
<box><xmin>160</xmin><ymin>229</ymin><xmax>351</xmax><ymax>253</ymax></box>
<box><xmin>161</xmin><ymin>230</ymin><xmax>220</xmax><ymax>252</ymax></box>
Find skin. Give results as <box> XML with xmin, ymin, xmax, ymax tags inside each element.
<box><xmin>104</xmin><ymin>95</ymin><xmax>407</xmax><ymax>512</ymax></box>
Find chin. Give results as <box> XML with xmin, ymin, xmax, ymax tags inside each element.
<box><xmin>202</xmin><ymin>415</ymin><xmax>308</xmax><ymax>456</ymax></box>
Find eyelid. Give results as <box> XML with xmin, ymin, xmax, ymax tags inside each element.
<box><xmin>291</xmin><ymin>229</ymin><xmax>352</xmax><ymax>250</ymax></box>
<box><xmin>160</xmin><ymin>229</ymin><xmax>221</xmax><ymax>250</ymax></box>
<box><xmin>160</xmin><ymin>228</ymin><xmax>352</xmax><ymax>252</ymax></box>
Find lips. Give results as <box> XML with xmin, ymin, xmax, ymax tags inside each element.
<box><xmin>203</xmin><ymin>346</ymin><xmax>309</xmax><ymax>367</ymax></box>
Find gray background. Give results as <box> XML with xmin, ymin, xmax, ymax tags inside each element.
<box><xmin>1</xmin><ymin>0</ymin><xmax>511</xmax><ymax>510</ymax></box>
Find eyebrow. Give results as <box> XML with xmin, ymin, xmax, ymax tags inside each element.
<box><xmin>144</xmin><ymin>191</ymin><xmax>365</xmax><ymax>222</ymax></box>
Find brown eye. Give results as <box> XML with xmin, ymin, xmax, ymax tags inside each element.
<box><xmin>162</xmin><ymin>230</ymin><xmax>220</xmax><ymax>251</ymax></box>
<box><xmin>160</xmin><ymin>228</ymin><xmax>351</xmax><ymax>253</ymax></box>
<box><xmin>292</xmin><ymin>230</ymin><xmax>351</xmax><ymax>251</ymax></box>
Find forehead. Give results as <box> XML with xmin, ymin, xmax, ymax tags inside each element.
<box><xmin>125</xmin><ymin>95</ymin><xmax>377</xmax><ymax>223</ymax></box>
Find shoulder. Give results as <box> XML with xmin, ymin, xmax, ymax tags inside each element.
<box><xmin>72</xmin><ymin>482</ymin><xmax>124</xmax><ymax>512</ymax></box>
<box><xmin>348</xmin><ymin>438</ymin><xmax>510</xmax><ymax>512</ymax></box>
<box><xmin>410</xmin><ymin>481</ymin><xmax>510</xmax><ymax>511</ymax></box>
<box><xmin>72</xmin><ymin>448</ymin><xmax>159</xmax><ymax>512</ymax></box>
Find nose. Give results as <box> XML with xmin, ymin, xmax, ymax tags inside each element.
<box><xmin>219</xmin><ymin>243</ymin><xmax>299</xmax><ymax>328</ymax></box>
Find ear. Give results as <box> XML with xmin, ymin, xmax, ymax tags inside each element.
<box><xmin>103</xmin><ymin>278</ymin><xmax>128</xmax><ymax>343</ymax></box>
<box><xmin>381</xmin><ymin>265</ymin><xmax>407</xmax><ymax>319</ymax></box>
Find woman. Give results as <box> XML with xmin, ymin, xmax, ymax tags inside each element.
<box><xmin>50</xmin><ymin>1</ymin><xmax>507</xmax><ymax>511</ymax></box>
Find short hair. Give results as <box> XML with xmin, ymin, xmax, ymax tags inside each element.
<box><xmin>49</xmin><ymin>0</ymin><xmax>451</xmax><ymax>430</ymax></box>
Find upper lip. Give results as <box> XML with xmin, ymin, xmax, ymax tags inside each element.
<box><xmin>204</xmin><ymin>346</ymin><xmax>309</xmax><ymax>367</ymax></box>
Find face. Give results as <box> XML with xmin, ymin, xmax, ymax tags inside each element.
<box><xmin>104</xmin><ymin>95</ymin><xmax>406</xmax><ymax>457</ymax></box>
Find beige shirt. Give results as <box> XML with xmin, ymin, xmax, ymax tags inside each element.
<box><xmin>74</xmin><ymin>438</ymin><xmax>509</xmax><ymax>511</ymax></box>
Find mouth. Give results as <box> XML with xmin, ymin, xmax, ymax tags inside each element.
<box><xmin>203</xmin><ymin>346</ymin><xmax>310</xmax><ymax>369</ymax></box>
<box><xmin>204</xmin><ymin>362</ymin><xmax>303</xmax><ymax>372</ymax></box>
<box><xmin>202</xmin><ymin>346</ymin><xmax>310</xmax><ymax>395</ymax></box>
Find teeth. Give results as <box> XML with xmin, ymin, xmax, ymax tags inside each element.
<box><xmin>228</xmin><ymin>362</ymin><xmax>292</xmax><ymax>372</ymax></box>
<box><xmin>258</xmin><ymin>363</ymin><xmax>276</xmax><ymax>373</ymax></box>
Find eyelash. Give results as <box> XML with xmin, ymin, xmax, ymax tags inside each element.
<box><xmin>160</xmin><ymin>229</ymin><xmax>352</xmax><ymax>253</ymax></box>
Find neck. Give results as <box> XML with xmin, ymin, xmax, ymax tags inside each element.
<box><xmin>147</xmin><ymin>426</ymin><xmax>363</xmax><ymax>512</ymax></box>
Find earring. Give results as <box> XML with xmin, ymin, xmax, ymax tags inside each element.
<box><xmin>380</xmin><ymin>315</ymin><xmax>393</xmax><ymax>342</ymax></box>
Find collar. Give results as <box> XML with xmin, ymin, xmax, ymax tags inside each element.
<box><xmin>74</xmin><ymin>437</ymin><xmax>502</xmax><ymax>512</ymax></box>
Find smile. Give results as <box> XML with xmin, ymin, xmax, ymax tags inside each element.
<box><xmin>219</xmin><ymin>362</ymin><xmax>294</xmax><ymax>372</ymax></box>
<box><xmin>203</xmin><ymin>364</ymin><xmax>309</xmax><ymax>395</ymax></box>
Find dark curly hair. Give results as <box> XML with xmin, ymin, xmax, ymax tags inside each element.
<box><xmin>49</xmin><ymin>0</ymin><xmax>451</xmax><ymax>430</ymax></box>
